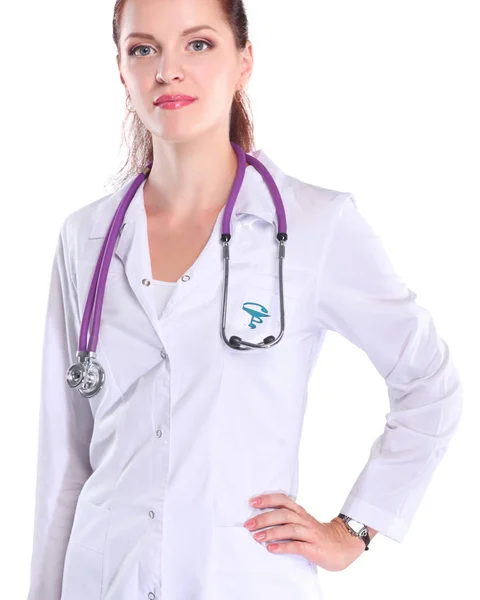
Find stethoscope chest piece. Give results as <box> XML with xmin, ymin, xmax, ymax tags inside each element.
<box><xmin>66</xmin><ymin>351</ymin><xmax>105</xmax><ymax>398</ymax></box>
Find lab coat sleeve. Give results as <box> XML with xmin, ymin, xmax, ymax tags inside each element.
<box><xmin>27</xmin><ymin>220</ymin><xmax>94</xmax><ymax>600</ymax></box>
<box><xmin>314</xmin><ymin>193</ymin><xmax>463</xmax><ymax>544</ymax></box>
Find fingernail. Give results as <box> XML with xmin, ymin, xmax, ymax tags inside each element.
<box><xmin>250</xmin><ymin>498</ymin><xmax>261</xmax><ymax>506</ymax></box>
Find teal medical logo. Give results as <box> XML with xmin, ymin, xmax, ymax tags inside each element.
<box><xmin>242</xmin><ymin>302</ymin><xmax>271</xmax><ymax>329</ymax></box>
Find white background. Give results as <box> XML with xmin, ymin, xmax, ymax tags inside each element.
<box><xmin>1</xmin><ymin>0</ymin><xmax>478</xmax><ymax>598</ymax></box>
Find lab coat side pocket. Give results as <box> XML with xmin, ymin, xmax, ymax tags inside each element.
<box><xmin>60</xmin><ymin>499</ymin><xmax>111</xmax><ymax>600</ymax></box>
<box><xmin>212</xmin><ymin>526</ymin><xmax>322</xmax><ymax>599</ymax></box>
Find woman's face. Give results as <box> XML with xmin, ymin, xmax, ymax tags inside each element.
<box><xmin>117</xmin><ymin>0</ymin><xmax>253</xmax><ymax>143</ymax></box>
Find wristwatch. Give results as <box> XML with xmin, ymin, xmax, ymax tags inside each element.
<box><xmin>338</xmin><ymin>513</ymin><xmax>371</xmax><ymax>551</ymax></box>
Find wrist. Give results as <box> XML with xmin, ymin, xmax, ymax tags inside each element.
<box><xmin>332</xmin><ymin>516</ymin><xmax>378</xmax><ymax>541</ymax></box>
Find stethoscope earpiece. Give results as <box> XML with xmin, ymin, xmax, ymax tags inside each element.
<box><xmin>228</xmin><ymin>334</ymin><xmax>277</xmax><ymax>349</ymax></box>
<box><xmin>228</xmin><ymin>336</ymin><xmax>242</xmax><ymax>348</ymax></box>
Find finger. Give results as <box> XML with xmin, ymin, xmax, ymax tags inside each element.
<box><xmin>245</xmin><ymin>508</ymin><xmax>307</xmax><ymax>537</ymax></box>
<box><xmin>251</xmin><ymin>493</ymin><xmax>306</xmax><ymax>518</ymax></box>
<box><xmin>265</xmin><ymin>539</ymin><xmax>311</xmax><ymax>557</ymax></box>
<box><xmin>253</xmin><ymin>523</ymin><xmax>315</xmax><ymax>545</ymax></box>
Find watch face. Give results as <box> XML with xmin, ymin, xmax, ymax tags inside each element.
<box><xmin>347</xmin><ymin>519</ymin><xmax>364</xmax><ymax>534</ymax></box>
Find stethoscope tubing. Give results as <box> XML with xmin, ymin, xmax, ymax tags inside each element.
<box><xmin>68</xmin><ymin>141</ymin><xmax>288</xmax><ymax>397</ymax></box>
<box><xmin>79</xmin><ymin>164</ymin><xmax>152</xmax><ymax>353</ymax></box>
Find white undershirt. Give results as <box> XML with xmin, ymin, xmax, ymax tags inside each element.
<box><xmin>151</xmin><ymin>279</ymin><xmax>177</xmax><ymax>318</ymax></box>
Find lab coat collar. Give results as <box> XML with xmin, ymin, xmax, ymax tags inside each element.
<box><xmin>87</xmin><ymin>148</ymin><xmax>287</xmax><ymax>240</ymax></box>
<box><xmin>85</xmin><ymin>148</ymin><xmax>289</xmax><ymax>346</ymax></box>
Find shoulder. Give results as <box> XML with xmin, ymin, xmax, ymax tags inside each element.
<box><xmin>55</xmin><ymin>178</ymin><xmax>133</xmax><ymax>287</ymax></box>
<box><xmin>61</xmin><ymin>189</ymin><xmax>120</xmax><ymax>241</ymax></box>
<box><xmin>60</xmin><ymin>177</ymin><xmax>134</xmax><ymax>251</ymax></box>
<box><xmin>252</xmin><ymin>148</ymin><xmax>360</xmax><ymax>282</ymax></box>
<box><xmin>256</xmin><ymin>147</ymin><xmax>353</xmax><ymax>225</ymax></box>
<box><xmin>286</xmin><ymin>171</ymin><xmax>350</xmax><ymax>217</ymax></box>
<box><xmin>256</xmin><ymin>149</ymin><xmax>356</xmax><ymax>261</ymax></box>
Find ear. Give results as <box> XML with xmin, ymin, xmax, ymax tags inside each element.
<box><xmin>116</xmin><ymin>55</ymin><xmax>126</xmax><ymax>86</ymax></box>
<box><xmin>238</xmin><ymin>41</ymin><xmax>254</xmax><ymax>89</ymax></box>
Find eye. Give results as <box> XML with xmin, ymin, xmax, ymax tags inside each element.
<box><xmin>187</xmin><ymin>39</ymin><xmax>213</xmax><ymax>53</ymax></box>
<box><xmin>128</xmin><ymin>39</ymin><xmax>213</xmax><ymax>57</ymax></box>
<box><xmin>128</xmin><ymin>45</ymin><xmax>154</xmax><ymax>57</ymax></box>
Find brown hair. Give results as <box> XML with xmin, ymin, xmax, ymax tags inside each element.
<box><xmin>110</xmin><ymin>0</ymin><xmax>255</xmax><ymax>190</ymax></box>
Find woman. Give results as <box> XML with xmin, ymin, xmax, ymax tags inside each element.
<box><xmin>26</xmin><ymin>0</ymin><xmax>463</xmax><ymax>599</ymax></box>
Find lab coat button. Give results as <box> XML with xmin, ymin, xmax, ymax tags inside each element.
<box><xmin>149</xmin><ymin>510</ymin><xmax>155</xmax><ymax>519</ymax></box>
<box><xmin>148</xmin><ymin>593</ymin><xmax>156</xmax><ymax>600</ymax></box>
<box><xmin>160</xmin><ymin>351</ymin><xmax>167</xmax><ymax>359</ymax></box>
<box><xmin>181</xmin><ymin>274</ymin><xmax>190</xmax><ymax>282</ymax></box>
<box><xmin>156</xmin><ymin>428</ymin><xmax>163</xmax><ymax>438</ymax></box>
<box><xmin>142</xmin><ymin>278</ymin><xmax>151</xmax><ymax>286</ymax></box>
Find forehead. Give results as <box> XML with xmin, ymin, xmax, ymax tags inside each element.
<box><xmin>120</xmin><ymin>0</ymin><xmax>225</xmax><ymax>37</ymax></box>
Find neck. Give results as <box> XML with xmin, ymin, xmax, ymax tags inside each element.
<box><xmin>144</xmin><ymin>128</ymin><xmax>239</xmax><ymax>223</ymax></box>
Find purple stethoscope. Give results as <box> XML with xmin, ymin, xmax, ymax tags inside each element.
<box><xmin>66</xmin><ymin>141</ymin><xmax>288</xmax><ymax>398</ymax></box>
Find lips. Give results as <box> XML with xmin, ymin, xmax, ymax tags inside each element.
<box><xmin>154</xmin><ymin>94</ymin><xmax>196</xmax><ymax>105</ymax></box>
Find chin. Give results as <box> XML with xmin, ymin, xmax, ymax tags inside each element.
<box><xmin>153</xmin><ymin>122</ymin><xmax>217</xmax><ymax>144</ymax></box>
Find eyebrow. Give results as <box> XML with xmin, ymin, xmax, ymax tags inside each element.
<box><xmin>124</xmin><ymin>25</ymin><xmax>218</xmax><ymax>43</ymax></box>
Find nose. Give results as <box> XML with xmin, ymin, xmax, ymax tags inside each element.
<box><xmin>156</xmin><ymin>51</ymin><xmax>184</xmax><ymax>84</ymax></box>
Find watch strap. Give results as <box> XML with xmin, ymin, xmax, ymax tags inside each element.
<box><xmin>338</xmin><ymin>513</ymin><xmax>371</xmax><ymax>551</ymax></box>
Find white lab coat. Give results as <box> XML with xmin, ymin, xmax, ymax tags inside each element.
<box><xmin>26</xmin><ymin>148</ymin><xmax>463</xmax><ymax>600</ymax></box>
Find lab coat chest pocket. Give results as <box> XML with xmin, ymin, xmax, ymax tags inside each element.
<box><xmin>60</xmin><ymin>499</ymin><xmax>111</xmax><ymax>600</ymax></box>
<box><xmin>225</xmin><ymin>269</ymin><xmax>303</xmax><ymax>346</ymax></box>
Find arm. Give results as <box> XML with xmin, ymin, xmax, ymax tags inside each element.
<box><xmin>27</xmin><ymin>221</ymin><xmax>94</xmax><ymax>599</ymax></box>
<box><xmin>315</xmin><ymin>193</ymin><xmax>463</xmax><ymax>544</ymax></box>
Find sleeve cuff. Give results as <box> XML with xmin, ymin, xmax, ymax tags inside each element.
<box><xmin>340</xmin><ymin>494</ymin><xmax>408</xmax><ymax>543</ymax></box>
